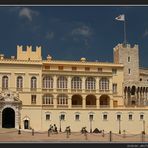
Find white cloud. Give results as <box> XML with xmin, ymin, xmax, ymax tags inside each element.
<box><xmin>19</xmin><ymin>7</ymin><xmax>39</xmax><ymax>21</ymax></box>
<box><xmin>71</xmin><ymin>25</ymin><xmax>92</xmax><ymax>38</ymax></box>
<box><xmin>46</xmin><ymin>31</ymin><xmax>54</xmax><ymax>40</ymax></box>
<box><xmin>143</xmin><ymin>29</ymin><xmax>148</xmax><ymax>37</ymax></box>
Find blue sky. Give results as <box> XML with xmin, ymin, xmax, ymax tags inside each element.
<box><xmin>0</xmin><ymin>6</ymin><xmax>148</xmax><ymax>67</ymax></box>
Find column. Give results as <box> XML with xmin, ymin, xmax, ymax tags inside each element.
<box><xmin>53</xmin><ymin>75</ymin><xmax>57</xmax><ymax>92</ymax></box>
<box><xmin>96</xmin><ymin>96</ymin><xmax>100</xmax><ymax>109</ymax></box>
<box><xmin>82</xmin><ymin>95</ymin><xmax>86</xmax><ymax>109</ymax></box>
<box><xmin>109</xmin><ymin>77</ymin><xmax>113</xmax><ymax>93</ymax></box>
<box><xmin>110</xmin><ymin>96</ymin><xmax>114</xmax><ymax>108</ymax></box>
<box><xmin>67</xmin><ymin>76</ymin><xmax>71</xmax><ymax>93</ymax></box>
<box><xmin>68</xmin><ymin>95</ymin><xmax>72</xmax><ymax>109</ymax></box>
<box><xmin>82</xmin><ymin>77</ymin><xmax>86</xmax><ymax>93</ymax></box>
<box><xmin>96</xmin><ymin>77</ymin><xmax>99</xmax><ymax>93</ymax></box>
<box><xmin>53</xmin><ymin>94</ymin><xmax>57</xmax><ymax>108</ymax></box>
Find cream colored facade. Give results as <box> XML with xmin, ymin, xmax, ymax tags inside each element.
<box><xmin>0</xmin><ymin>43</ymin><xmax>148</xmax><ymax>134</ymax></box>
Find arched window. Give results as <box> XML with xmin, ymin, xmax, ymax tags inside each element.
<box><xmin>42</xmin><ymin>94</ymin><xmax>53</xmax><ymax>104</ymax></box>
<box><xmin>85</xmin><ymin>77</ymin><xmax>96</xmax><ymax>90</ymax></box>
<box><xmin>2</xmin><ymin>76</ymin><xmax>8</xmax><ymax>90</ymax></box>
<box><xmin>71</xmin><ymin>76</ymin><xmax>82</xmax><ymax>89</ymax></box>
<box><xmin>99</xmin><ymin>77</ymin><xmax>109</xmax><ymax>91</ymax></box>
<box><xmin>31</xmin><ymin>76</ymin><xmax>37</xmax><ymax>90</ymax></box>
<box><xmin>43</xmin><ymin>76</ymin><xmax>53</xmax><ymax>89</ymax></box>
<box><xmin>57</xmin><ymin>76</ymin><xmax>67</xmax><ymax>89</ymax></box>
<box><xmin>57</xmin><ymin>94</ymin><xmax>68</xmax><ymax>105</ymax></box>
<box><xmin>17</xmin><ymin>76</ymin><xmax>23</xmax><ymax>90</ymax></box>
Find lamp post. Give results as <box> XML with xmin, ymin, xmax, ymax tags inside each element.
<box><xmin>90</xmin><ymin>117</ymin><xmax>92</xmax><ymax>133</ymax></box>
<box><xmin>59</xmin><ymin>115</ymin><xmax>61</xmax><ymax>132</ymax></box>
<box><xmin>118</xmin><ymin>117</ymin><xmax>121</xmax><ymax>134</ymax></box>
<box><xmin>143</xmin><ymin>120</ymin><xmax>145</xmax><ymax>134</ymax></box>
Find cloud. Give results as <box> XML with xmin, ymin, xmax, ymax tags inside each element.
<box><xmin>19</xmin><ymin>7</ymin><xmax>39</xmax><ymax>21</ymax></box>
<box><xmin>46</xmin><ymin>31</ymin><xmax>54</xmax><ymax>40</ymax></box>
<box><xmin>71</xmin><ymin>25</ymin><xmax>92</xmax><ymax>38</ymax></box>
<box><xmin>143</xmin><ymin>29</ymin><xmax>148</xmax><ymax>37</ymax></box>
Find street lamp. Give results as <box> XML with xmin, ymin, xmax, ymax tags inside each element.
<box><xmin>89</xmin><ymin>115</ymin><xmax>93</xmax><ymax>133</ymax></box>
<box><xmin>59</xmin><ymin>115</ymin><xmax>61</xmax><ymax>132</ymax></box>
<box><xmin>143</xmin><ymin>120</ymin><xmax>145</xmax><ymax>134</ymax></box>
<box><xmin>118</xmin><ymin>116</ymin><xmax>121</xmax><ymax>134</ymax></box>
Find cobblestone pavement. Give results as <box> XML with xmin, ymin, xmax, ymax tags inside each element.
<box><xmin>0</xmin><ymin>128</ymin><xmax>148</xmax><ymax>143</ymax></box>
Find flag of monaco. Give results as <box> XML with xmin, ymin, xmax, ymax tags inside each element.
<box><xmin>115</xmin><ymin>14</ymin><xmax>125</xmax><ymax>21</ymax></box>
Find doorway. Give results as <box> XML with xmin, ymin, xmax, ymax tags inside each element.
<box><xmin>2</xmin><ymin>108</ymin><xmax>15</xmax><ymax>128</ymax></box>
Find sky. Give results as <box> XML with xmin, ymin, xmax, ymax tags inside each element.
<box><xmin>0</xmin><ymin>6</ymin><xmax>148</xmax><ymax>67</ymax></box>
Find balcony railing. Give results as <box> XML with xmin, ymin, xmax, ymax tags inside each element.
<box><xmin>100</xmin><ymin>105</ymin><xmax>110</xmax><ymax>108</ymax></box>
<box><xmin>57</xmin><ymin>104</ymin><xmax>68</xmax><ymax>108</ymax></box>
<box><xmin>72</xmin><ymin>105</ymin><xmax>82</xmax><ymax>108</ymax></box>
<box><xmin>57</xmin><ymin>89</ymin><xmax>68</xmax><ymax>92</ymax></box>
<box><xmin>42</xmin><ymin>88</ymin><xmax>53</xmax><ymax>92</ymax></box>
<box><xmin>86</xmin><ymin>105</ymin><xmax>96</xmax><ymax>108</ymax></box>
<box><xmin>71</xmin><ymin>89</ymin><xmax>82</xmax><ymax>93</ymax></box>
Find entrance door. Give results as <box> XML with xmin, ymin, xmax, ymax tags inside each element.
<box><xmin>24</xmin><ymin>120</ymin><xmax>29</xmax><ymax>129</ymax></box>
<box><xmin>2</xmin><ymin>108</ymin><xmax>15</xmax><ymax>128</ymax></box>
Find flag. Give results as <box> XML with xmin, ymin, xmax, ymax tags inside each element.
<box><xmin>115</xmin><ymin>14</ymin><xmax>125</xmax><ymax>21</ymax></box>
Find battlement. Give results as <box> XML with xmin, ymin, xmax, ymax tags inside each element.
<box><xmin>114</xmin><ymin>43</ymin><xmax>139</xmax><ymax>52</ymax></box>
<box><xmin>17</xmin><ymin>45</ymin><xmax>42</xmax><ymax>60</ymax></box>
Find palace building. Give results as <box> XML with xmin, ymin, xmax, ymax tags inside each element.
<box><xmin>0</xmin><ymin>43</ymin><xmax>148</xmax><ymax>134</ymax></box>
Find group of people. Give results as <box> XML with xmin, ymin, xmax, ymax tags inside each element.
<box><xmin>48</xmin><ymin>124</ymin><xmax>58</xmax><ymax>134</ymax></box>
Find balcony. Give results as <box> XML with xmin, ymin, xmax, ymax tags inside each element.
<box><xmin>30</xmin><ymin>88</ymin><xmax>37</xmax><ymax>92</ymax></box>
<box><xmin>42</xmin><ymin>88</ymin><xmax>53</xmax><ymax>92</ymax></box>
<box><xmin>72</xmin><ymin>105</ymin><xmax>82</xmax><ymax>108</ymax></box>
<box><xmin>57</xmin><ymin>89</ymin><xmax>68</xmax><ymax>93</ymax></box>
<box><xmin>42</xmin><ymin>104</ymin><xmax>54</xmax><ymax>109</ymax></box>
<box><xmin>100</xmin><ymin>105</ymin><xmax>110</xmax><ymax>108</ymax></box>
<box><xmin>86</xmin><ymin>105</ymin><xmax>96</xmax><ymax>108</ymax></box>
<box><xmin>57</xmin><ymin>104</ymin><xmax>68</xmax><ymax>108</ymax></box>
<box><xmin>71</xmin><ymin>89</ymin><xmax>82</xmax><ymax>93</ymax></box>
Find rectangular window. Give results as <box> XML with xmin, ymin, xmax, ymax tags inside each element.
<box><xmin>103</xmin><ymin>114</ymin><xmax>108</xmax><ymax>120</ymax></box>
<box><xmin>58</xmin><ymin>66</ymin><xmax>63</xmax><ymax>70</ymax></box>
<box><xmin>44</xmin><ymin>66</ymin><xmax>50</xmax><ymax>69</ymax></box>
<box><xmin>113</xmin><ymin>83</ymin><xmax>117</xmax><ymax>93</ymax></box>
<box><xmin>98</xmin><ymin>68</ymin><xmax>102</xmax><ymax>72</ymax></box>
<box><xmin>72</xmin><ymin>67</ymin><xmax>77</xmax><ymax>71</ymax></box>
<box><xmin>128</xmin><ymin>56</ymin><xmax>130</xmax><ymax>62</ymax></box>
<box><xmin>60</xmin><ymin>114</ymin><xmax>65</xmax><ymax>121</ymax></box>
<box><xmin>31</xmin><ymin>95</ymin><xmax>36</xmax><ymax>104</ymax></box>
<box><xmin>112</xmin><ymin>69</ymin><xmax>117</xmax><ymax>75</ymax></box>
<box><xmin>85</xmin><ymin>67</ymin><xmax>90</xmax><ymax>71</ymax></box>
<box><xmin>46</xmin><ymin>114</ymin><xmax>50</xmax><ymax>120</ymax></box>
<box><xmin>89</xmin><ymin>115</ymin><xmax>93</xmax><ymax>121</ymax></box>
<box><xmin>117</xmin><ymin>114</ymin><xmax>121</xmax><ymax>120</ymax></box>
<box><xmin>128</xmin><ymin>69</ymin><xmax>131</xmax><ymax>74</ymax></box>
<box><xmin>140</xmin><ymin>114</ymin><xmax>144</xmax><ymax>120</ymax></box>
<box><xmin>129</xmin><ymin>114</ymin><xmax>133</xmax><ymax>120</ymax></box>
<box><xmin>75</xmin><ymin>114</ymin><xmax>80</xmax><ymax>121</ymax></box>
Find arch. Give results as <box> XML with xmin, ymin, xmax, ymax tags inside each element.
<box><xmin>71</xmin><ymin>76</ymin><xmax>82</xmax><ymax>90</ymax></box>
<box><xmin>17</xmin><ymin>76</ymin><xmax>23</xmax><ymax>90</ymax></box>
<box><xmin>57</xmin><ymin>76</ymin><xmax>67</xmax><ymax>89</ymax></box>
<box><xmin>57</xmin><ymin>94</ymin><xmax>68</xmax><ymax>105</ymax></box>
<box><xmin>2</xmin><ymin>108</ymin><xmax>15</xmax><ymax>128</ymax></box>
<box><xmin>42</xmin><ymin>75</ymin><xmax>53</xmax><ymax>89</ymax></box>
<box><xmin>2</xmin><ymin>75</ymin><xmax>8</xmax><ymax>90</ymax></box>
<box><xmin>131</xmin><ymin>86</ymin><xmax>136</xmax><ymax>95</ymax></box>
<box><xmin>124</xmin><ymin>86</ymin><xmax>127</xmax><ymax>93</ymax></box>
<box><xmin>86</xmin><ymin>94</ymin><xmax>96</xmax><ymax>105</ymax></box>
<box><xmin>85</xmin><ymin>77</ymin><xmax>96</xmax><ymax>90</ymax></box>
<box><xmin>42</xmin><ymin>94</ymin><xmax>53</xmax><ymax>104</ymax></box>
<box><xmin>99</xmin><ymin>95</ymin><xmax>110</xmax><ymax>106</ymax></box>
<box><xmin>31</xmin><ymin>76</ymin><xmax>37</xmax><ymax>89</ymax></box>
<box><xmin>99</xmin><ymin>77</ymin><xmax>109</xmax><ymax>90</ymax></box>
<box><xmin>72</xmin><ymin>94</ymin><xmax>82</xmax><ymax>105</ymax></box>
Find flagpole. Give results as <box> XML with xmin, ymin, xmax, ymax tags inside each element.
<box><xmin>124</xmin><ymin>17</ymin><xmax>127</xmax><ymax>45</ymax></box>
